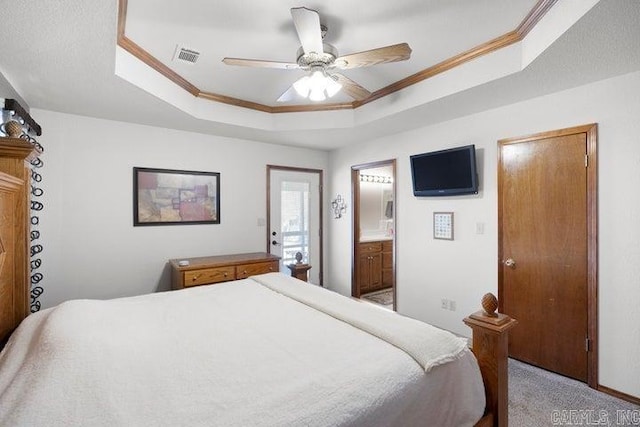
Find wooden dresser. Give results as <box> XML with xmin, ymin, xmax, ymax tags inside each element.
<box><xmin>170</xmin><ymin>252</ymin><xmax>280</xmax><ymax>290</ymax></box>
<box><xmin>0</xmin><ymin>138</ymin><xmax>39</xmax><ymax>343</ymax></box>
<box><xmin>357</xmin><ymin>239</ymin><xmax>393</xmax><ymax>294</ymax></box>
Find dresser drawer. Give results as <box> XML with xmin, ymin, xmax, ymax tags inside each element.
<box><xmin>170</xmin><ymin>252</ymin><xmax>281</xmax><ymax>290</ymax></box>
<box><xmin>184</xmin><ymin>266</ymin><xmax>235</xmax><ymax>287</ymax></box>
<box><xmin>236</xmin><ymin>261</ymin><xmax>279</xmax><ymax>279</ymax></box>
<box><xmin>359</xmin><ymin>242</ymin><xmax>382</xmax><ymax>254</ymax></box>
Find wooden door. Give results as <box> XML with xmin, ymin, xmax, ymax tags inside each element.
<box><xmin>358</xmin><ymin>253</ymin><xmax>372</xmax><ymax>293</ymax></box>
<box><xmin>498</xmin><ymin>125</ymin><xmax>597</xmax><ymax>384</ymax></box>
<box><xmin>382</xmin><ymin>241</ymin><xmax>393</xmax><ymax>287</ymax></box>
<box><xmin>369</xmin><ymin>253</ymin><xmax>383</xmax><ymax>291</ymax></box>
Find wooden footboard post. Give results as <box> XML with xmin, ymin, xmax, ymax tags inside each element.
<box><xmin>464</xmin><ymin>294</ymin><xmax>517</xmax><ymax>427</ymax></box>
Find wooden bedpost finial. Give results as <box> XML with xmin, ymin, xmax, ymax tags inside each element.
<box><xmin>464</xmin><ymin>295</ymin><xmax>517</xmax><ymax>427</ymax></box>
<box><xmin>468</xmin><ymin>293</ymin><xmax>511</xmax><ymax>326</ymax></box>
<box><xmin>481</xmin><ymin>293</ymin><xmax>499</xmax><ymax>317</ymax></box>
<box><xmin>2</xmin><ymin>120</ymin><xmax>24</xmax><ymax>138</ymax></box>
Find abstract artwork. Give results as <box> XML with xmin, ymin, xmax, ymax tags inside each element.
<box><xmin>133</xmin><ymin>167</ymin><xmax>220</xmax><ymax>226</ymax></box>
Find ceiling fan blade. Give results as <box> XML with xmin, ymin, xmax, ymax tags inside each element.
<box><xmin>291</xmin><ymin>7</ymin><xmax>324</xmax><ymax>55</ymax></box>
<box><xmin>332</xmin><ymin>73</ymin><xmax>371</xmax><ymax>101</ymax></box>
<box><xmin>335</xmin><ymin>43</ymin><xmax>412</xmax><ymax>69</ymax></box>
<box><xmin>222</xmin><ymin>57</ymin><xmax>299</xmax><ymax>70</ymax></box>
<box><xmin>276</xmin><ymin>84</ymin><xmax>299</xmax><ymax>103</ymax></box>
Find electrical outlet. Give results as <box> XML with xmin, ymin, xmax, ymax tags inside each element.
<box><xmin>449</xmin><ymin>300</ymin><xmax>457</xmax><ymax>311</ymax></box>
<box><xmin>441</xmin><ymin>299</ymin><xmax>449</xmax><ymax>310</ymax></box>
<box><xmin>476</xmin><ymin>222</ymin><xmax>485</xmax><ymax>234</ymax></box>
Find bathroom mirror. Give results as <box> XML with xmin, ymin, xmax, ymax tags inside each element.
<box><xmin>359</xmin><ymin>165</ymin><xmax>394</xmax><ymax>242</ymax></box>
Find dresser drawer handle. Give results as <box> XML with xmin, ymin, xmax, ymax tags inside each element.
<box><xmin>192</xmin><ymin>274</ymin><xmax>201</xmax><ymax>281</ymax></box>
<box><xmin>243</xmin><ymin>270</ymin><xmax>247</xmax><ymax>275</ymax></box>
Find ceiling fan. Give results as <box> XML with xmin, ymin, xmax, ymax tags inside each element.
<box><xmin>222</xmin><ymin>7</ymin><xmax>412</xmax><ymax>103</ymax></box>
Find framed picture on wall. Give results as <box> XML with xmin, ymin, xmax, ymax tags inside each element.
<box><xmin>133</xmin><ymin>167</ymin><xmax>220</xmax><ymax>226</ymax></box>
<box><xmin>433</xmin><ymin>212</ymin><xmax>454</xmax><ymax>240</ymax></box>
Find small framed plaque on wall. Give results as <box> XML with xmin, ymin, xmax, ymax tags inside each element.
<box><xmin>433</xmin><ymin>212</ymin><xmax>454</xmax><ymax>240</ymax></box>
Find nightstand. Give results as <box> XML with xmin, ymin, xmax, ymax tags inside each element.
<box><xmin>287</xmin><ymin>263</ymin><xmax>312</xmax><ymax>282</ymax></box>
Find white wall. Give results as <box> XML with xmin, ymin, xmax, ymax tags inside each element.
<box><xmin>0</xmin><ymin>71</ymin><xmax>29</xmax><ymax>111</ymax></box>
<box><xmin>328</xmin><ymin>71</ymin><xmax>640</xmax><ymax>399</ymax></box>
<box><xmin>34</xmin><ymin>110</ymin><xmax>329</xmax><ymax>307</ymax></box>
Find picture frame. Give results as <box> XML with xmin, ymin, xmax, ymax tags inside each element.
<box><xmin>433</xmin><ymin>212</ymin><xmax>454</xmax><ymax>240</ymax></box>
<box><xmin>133</xmin><ymin>167</ymin><xmax>220</xmax><ymax>226</ymax></box>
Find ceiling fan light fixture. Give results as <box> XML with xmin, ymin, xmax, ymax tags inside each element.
<box><xmin>295</xmin><ymin>68</ymin><xmax>340</xmax><ymax>102</ymax></box>
<box><xmin>309</xmin><ymin>69</ymin><xmax>327</xmax><ymax>89</ymax></box>
<box><xmin>223</xmin><ymin>7</ymin><xmax>410</xmax><ymax>104</ymax></box>
<box><xmin>293</xmin><ymin>76</ymin><xmax>311</xmax><ymax>97</ymax></box>
<box><xmin>309</xmin><ymin>87</ymin><xmax>326</xmax><ymax>102</ymax></box>
<box><xmin>325</xmin><ymin>77</ymin><xmax>342</xmax><ymax>98</ymax></box>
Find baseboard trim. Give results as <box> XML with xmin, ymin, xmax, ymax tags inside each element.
<box><xmin>598</xmin><ymin>384</ymin><xmax>640</xmax><ymax>405</ymax></box>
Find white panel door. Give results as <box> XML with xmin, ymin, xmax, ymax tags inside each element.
<box><xmin>269</xmin><ymin>169</ymin><xmax>321</xmax><ymax>284</ymax></box>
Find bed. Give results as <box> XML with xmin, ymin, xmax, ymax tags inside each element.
<box><xmin>0</xmin><ymin>139</ymin><xmax>516</xmax><ymax>426</ymax></box>
<box><xmin>0</xmin><ymin>273</ymin><xmax>484</xmax><ymax>426</ymax></box>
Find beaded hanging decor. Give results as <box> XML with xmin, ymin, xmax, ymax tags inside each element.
<box><xmin>1</xmin><ymin>99</ymin><xmax>44</xmax><ymax>312</ymax></box>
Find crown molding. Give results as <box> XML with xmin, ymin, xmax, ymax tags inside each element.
<box><xmin>117</xmin><ymin>0</ymin><xmax>557</xmax><ymax>114</ymax></box>
<box><xmin>516</xmin><ymin>0</ymin><xmax>559</xmax><ymax>37</ymax></box>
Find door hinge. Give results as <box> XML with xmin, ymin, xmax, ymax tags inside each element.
<box><xmin>585</xmin><ymin>337</ymin><xmax>591</xmax><ymax>352</ymax></box>
<box><xmin>585</xmin><ymin>154</ymin><xmax>588</xmax><ymax>168</ymax></box>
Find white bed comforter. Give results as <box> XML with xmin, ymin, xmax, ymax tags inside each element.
<box><xmin>0</xmin><ymin>273</ymin><xmax>484</xmax><ymax>426</ymax></box>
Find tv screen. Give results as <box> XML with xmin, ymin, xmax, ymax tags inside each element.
<box><xmin>410</xmin><ymin>145</ymin><xmax>478</xmax><ymax>196</ymax></box>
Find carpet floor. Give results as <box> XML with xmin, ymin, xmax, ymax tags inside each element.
<box><xmin>509</xmin><ymin>358</ymin><xmax>639</xmax><ymax>426</ymax></box>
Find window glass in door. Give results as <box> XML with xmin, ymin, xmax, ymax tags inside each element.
<box><xmin>269</xmin><ymin>169</ymin><xmax>320</xmax><ymax>284</ymax></box>
<box><xmin>280</xmin><ymin>180</ymin><xmax>310</xmax><ymax>267</ymax></box>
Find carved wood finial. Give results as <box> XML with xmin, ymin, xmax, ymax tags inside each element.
<box><xmin>469</xmin><ymin>293</ymin><xmax>511</xmax><ymax>327</ymax></box>
<box><xmin>2</xmin><ymin>120</ymin><xmax>23</xmax><ymax>138</ymax></box>
<box><xmin>481</xmin><ymin>293</ymin><xmax>499</xmax><ymax>317</ymax></box>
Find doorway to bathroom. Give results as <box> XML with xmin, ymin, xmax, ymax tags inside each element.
<box><xmin>351</xmin><ymin>159</ymin><xmax>396</xmax><ymax>310</ymax></box>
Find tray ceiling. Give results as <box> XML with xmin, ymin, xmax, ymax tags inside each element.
<box><xmin>120</xmin><ymin>0</ymin><xmax>540</xmax><ymax>109</ymax></box>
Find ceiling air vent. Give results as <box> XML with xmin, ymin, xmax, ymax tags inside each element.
<box><xmin>173</xmin><ymin>46</ymin><xmax>200</xmax><ymax>64</ymax></box>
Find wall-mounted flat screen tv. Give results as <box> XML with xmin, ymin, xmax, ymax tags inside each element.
<box><xmin>410</xmin><ymin>144</ymin><xmax>478</xmax><ymax>196</ymax></box>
